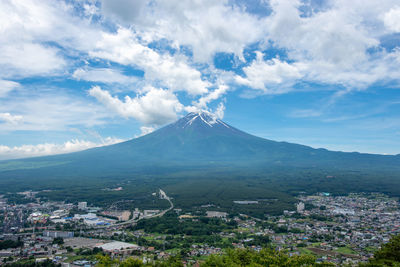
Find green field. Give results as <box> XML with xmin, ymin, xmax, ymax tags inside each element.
<box><xmin>335</xmin><ymin>246</ymin><xmax>356</xmax><ymax>255</ymax></box>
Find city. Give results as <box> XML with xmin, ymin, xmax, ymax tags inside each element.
<box><xmin>0</xmin><ymin>189</ymin><xmax>399</xmax><ymax>266</ymax></box>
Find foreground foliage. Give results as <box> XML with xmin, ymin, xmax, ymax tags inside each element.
<box><xmin>96</xmin><ymin>254</ymin><xmax>183</xmax><ymax>267</ymax></box>
<box><xmin>95</xmin><ymin>248</ymin><xmax>334</xmax><ymax>267</ymax></box>
<box><xmin>94</xmin><ymin>234</ymin><xmax>400</xmax><ymax>267</ymax></box>
<box><xmin>6</xmin><ymin>234</ymin><xmax>400</xmax><ymax>266</ymax></box>
<box><xmin>4</xmin><ymin>259</ymin><xmax>60</xmax><ymax>267</ymax></box>
<box><xmin>363</xmin><ymin>234</ymin><xmax>400</xmax><ymax>266</ymax></box>
<box><xmin>201</xmin><ymin>249</ymin><xmax>334</xmax><ymax>267</ymax></box>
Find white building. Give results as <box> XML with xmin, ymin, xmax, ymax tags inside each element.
<box><xmin>43</xmin><ymin>231</ymin><xmax>74</xmax><ymax>238</ymax></box>
<box><xmin>78</xmin><ymin>202</ymin><xmax>87</xmax><ymax>210</ymax></box>
<box><xmin>97</xmin><ymin>241</ymin><xmax>139</xmax><ymax>253</ymax></box>
<box><xmin>297</xmin><ymin>202</ymin><xmax>305</xmax><ymax>213</ymax></box>
<box><xmin>206</xmin><ymin>211</ymin><xmax>228</xmax><ymax>218</ymax></box>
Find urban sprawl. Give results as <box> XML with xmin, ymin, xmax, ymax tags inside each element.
<box><xmin>0</xmin><ymin>190</ymin><xmax>399</xmax><ymax>266</ymax></box>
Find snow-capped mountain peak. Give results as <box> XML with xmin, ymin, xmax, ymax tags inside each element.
<box><xmin>156</xmin><ymin>110</ymin><xmax>246</xmax><ymax>139</ymax></box>
<box><xmin>180</xmin><ymin>111</ymin><xmax>230</xmax><ymax>129</ymax></box>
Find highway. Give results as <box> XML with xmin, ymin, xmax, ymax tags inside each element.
<box><xmin>151</xmin><ymin>189</ymin><xmax>174</xmax><ymax>218</ymax></box>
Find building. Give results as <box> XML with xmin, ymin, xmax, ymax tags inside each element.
<box><xmin>206</xmin><ymin>211</ymin><xmax>228</xmax><ymax>218</ymax></box>
<box><xmin>74</xmin><ymin>213</ymin><xmax>111</xmax><ymax>226</ymax></box>
<box><xmin>179</xmin><ymin>214</ymin><xmax>197</xmax><ymax>219</ymax></box>
<box><xmin>297</xmin><ymin>202</ymin><xmax>305</xmax><ymax>213</ymax></box>
<box><xmin>43</xmin><ymin>231</ymin><xmax>74</xmax><ymax>238</ymax></box>
<box><xmin>97</xmin><ymin>241</ymin><xmax>140</xmax><ymax>254</ymax></box>
<box><xmin>101</xmin><ymin>210</ymin><xmax>131</xmax><ymax>221</ymax></box>
<box><xmin>78</xmin><ymin>202</ymin><xmax>87</xmax><ymax>210</ymax></box>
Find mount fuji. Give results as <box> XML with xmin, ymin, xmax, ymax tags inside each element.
<box><xmin>1</xmin><ymin>111</ymin><xmax>400</xmax><ymax>212</ymax></box>
<box><xmin>1</xmin><ymin>111</ymin><xmax>400</xmax><ymax>178</ymax></box>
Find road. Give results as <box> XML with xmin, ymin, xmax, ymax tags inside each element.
<box><xmin>151</xmin><ymin>189</ymin><xmax>174</xmax><ymax>218</ymax></box>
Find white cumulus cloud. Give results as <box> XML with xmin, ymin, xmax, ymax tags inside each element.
<box><xmin>0</xmin><ymin>0</ymin><xmax>99</xmax><ymax>79</ymax></box>
<box><xmin>0</xmin><ymin>90</ymin><xmax>110</xmax><ymax>132</ymax></box>
<box><xmin>195</xmin><ymin>83</ymin><xmax>229</xmax><ymax>109</ymax></box>
<box><xmin>90</xmin><ymin>28</ymin><xmax>210</xmax><ymax>96</ymax></box>
<box><xmin>72</xmin><ymin>67</ymin><xmax>137</xmax><ymax>84</ymax></box>
<box><xmin>100</xmin><ymin>0</ymin><xmax>266</xmax><ymax>62</ymax></box>
<box><xmin>89</xmin><ymin>85</ymin><xmax>184</xmax><ymax>125</ymax></box>
<box><xmin>1</xmin><ymin>0</ymin><xmax>400</xmax><ymax>154</ymax></box>
<box><xmin>0</xmin><ymin>113</ymin><xmax>23</xmax><ymax>125</ymax></box>
<box><xmin>0</xmin><ymin>43</ymin><xmax>66</xmax><ymax>78</ymax></box>
<box><xmin>383</xmin><ymin>6</ymin><xmax>400</xmax><ymax>32</ymax></box>
<box><xmin>235</xmin><ymin>53</ymin><xmax>304</xmax><ymax>94</ymax></box>
<box><xmin>0</xmin><ymin>80</ymin><xmax>19</xmax><ymax>97</ymax></box>
<box><xmin>101</xmin><ymin>0</ymin><xmax>146</xmax><ymax>24</ymax></box>
<box><xmin>232</xmin><ymin>1</ymin><xmax>400</xmax><ymax>95</ymax></box>
<box><xmin>139</xmin><ymin>126</ymin><xmax>155</xmax><ymax>136</ymax></box>
<box><xmin>0</xmin><ymin>137</ymin><xmax>124</xmax><ymax>160</ymax></box>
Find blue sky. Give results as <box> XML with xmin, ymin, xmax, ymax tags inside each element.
<box><xmin>0</xmin><ymin>0</ymin><xmax>400</xmax><ymax>159</ymax></box>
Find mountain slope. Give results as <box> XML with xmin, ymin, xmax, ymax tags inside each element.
<box><xmin>1</xmin><ymin>111</ymin><xmax>400</xmax><ymax>215</ymax></box>
<box><xmin>1</xmin><ymin>111</ymin><xmax>400</xmax><ymax>177</ymax></box>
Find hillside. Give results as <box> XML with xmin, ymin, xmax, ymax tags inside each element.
<box><xmin>1</xmin><ymin>111</ymin><xmax>399</xmax><ymax>175</ymax></box>
<box><xmin>0</xmin><ymin>112</ymin><xmax>399</xmax><ymax>215</ymax></box>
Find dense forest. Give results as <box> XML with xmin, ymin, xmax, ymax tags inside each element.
<box><xmin>1</xmin><ymin>165</ymin><xmax>399</xmax><ymax>217</ymax></box>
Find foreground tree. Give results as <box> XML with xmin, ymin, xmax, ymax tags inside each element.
<box><xmin>95</xmin><ymin>254</ymin><xmax>183</xmax><ymax>267</ymax></box>
<box><xmin>363</xmin><ymin>234</ymin><xmax>400</xmax><ymax>266</ymax></box>
<box><xmin>95</xmin><ymin>248</ymin><xmax>333</xmax><ymax>267</ymax></box>
<box><xmin>202</xmin><ymin>248</ymin><xmax>333</xmax><ymax>267</ymax></box>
